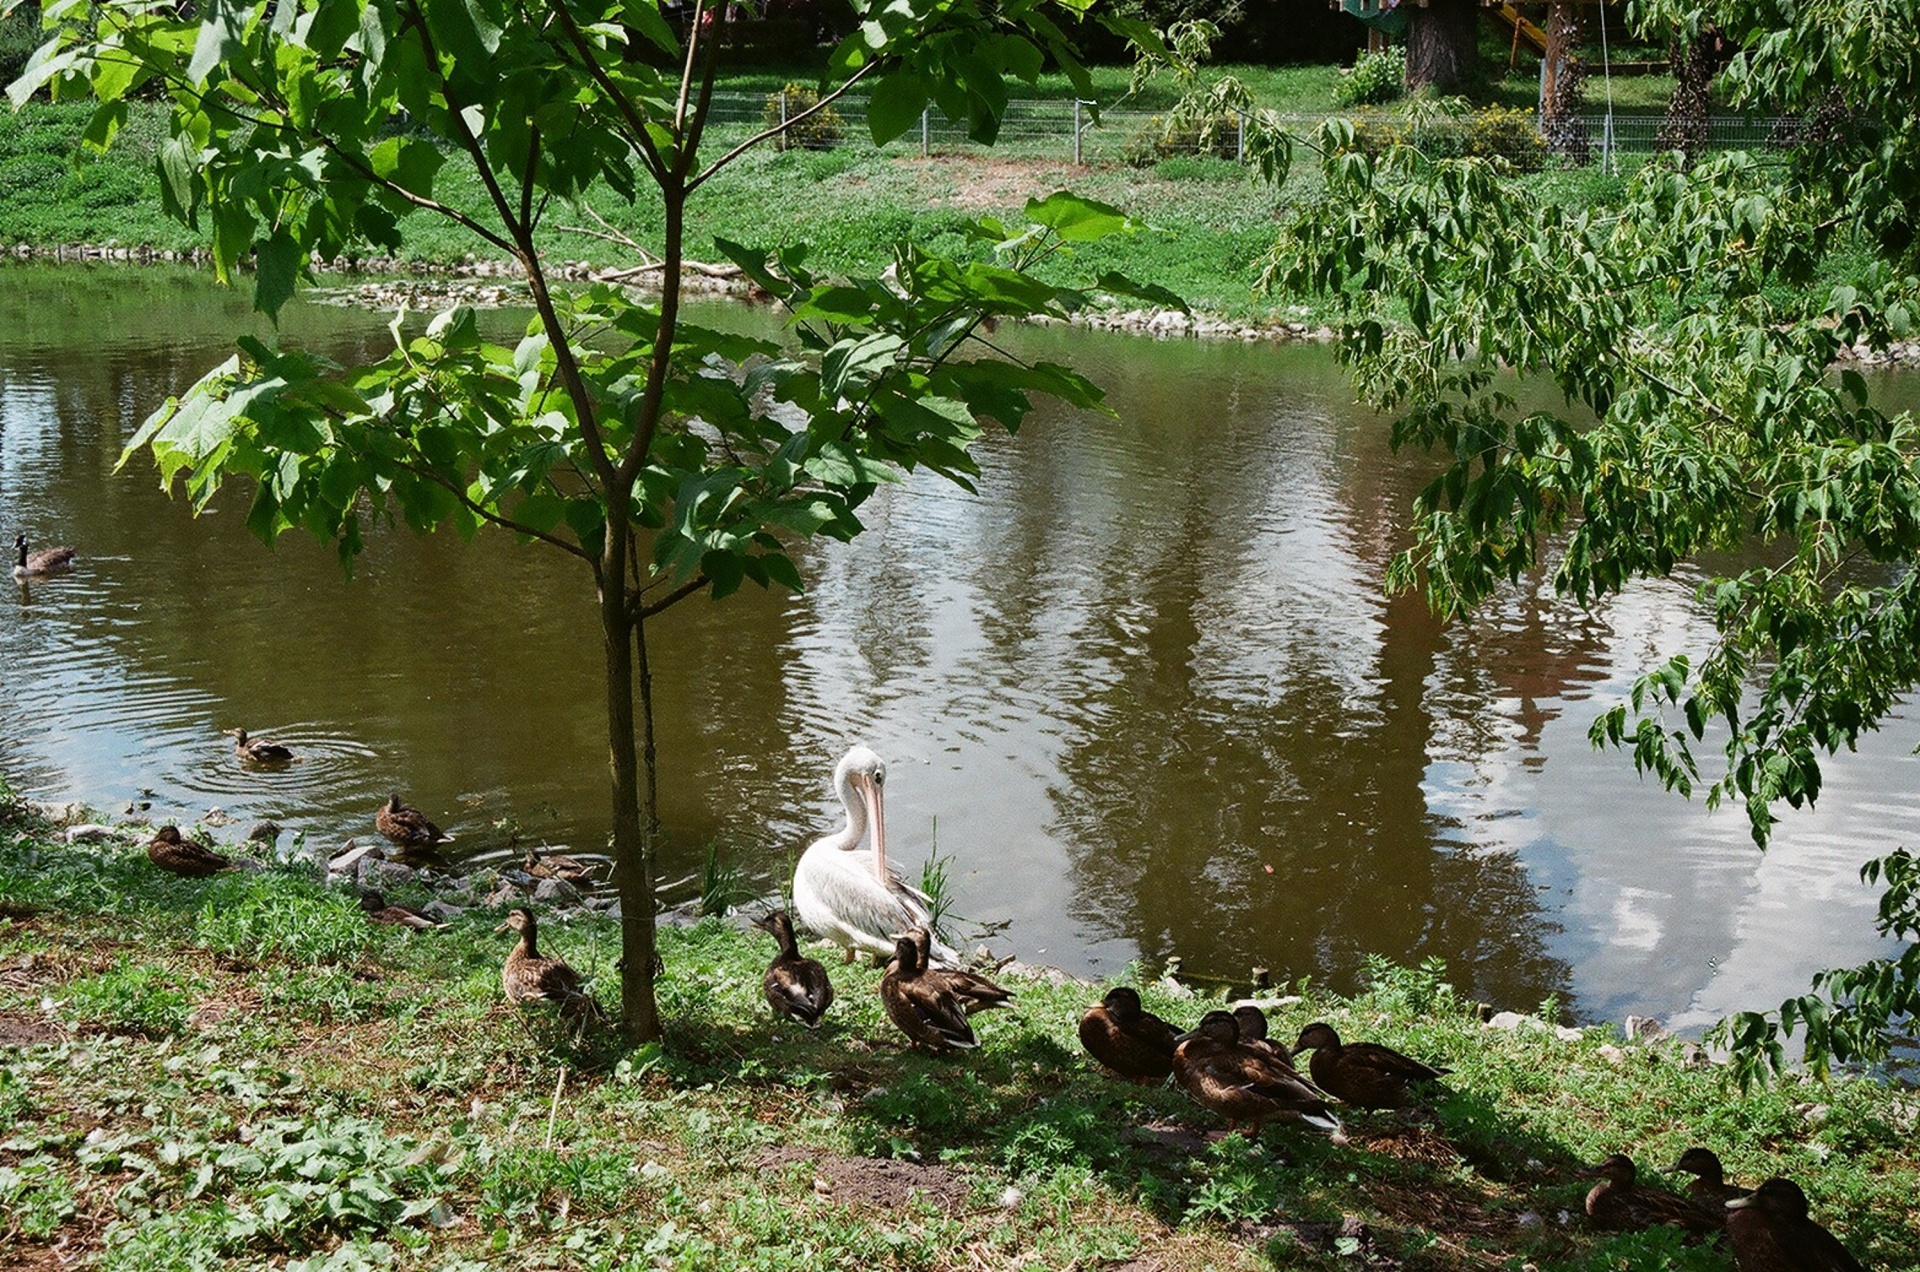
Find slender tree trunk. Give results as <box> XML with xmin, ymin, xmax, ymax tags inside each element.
<box><xmin>1405</xmin><ymin>0</ymin><xmax>1480</xmax><ymax>95</ymax></box>
<box><xmin>602</xmin><ymin>527</ymin><xmax>662</xmax><ymax>1043</ymax></box>
<box><xmin>1540</xmin><ymin>2</ymin><xmax>1588</xmax><ymax>163</ymax></box>
<box><xmin>1658</xmin><ymin>24</ymin><xmax>1728</xmax><ymax>162</ymax></box>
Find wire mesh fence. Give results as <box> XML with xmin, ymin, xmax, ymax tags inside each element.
<box><xmin>709</xmin><ymin>89</ymin><xmax>1807</xmax><ymax>172</ymax></box>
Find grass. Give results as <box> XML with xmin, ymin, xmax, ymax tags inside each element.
<box><xmin>4</xmin><ymin>782</ymin><xmax>1919</xmax><ymax>1271</ymax></box>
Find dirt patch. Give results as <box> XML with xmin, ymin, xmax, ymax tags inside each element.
<box><xmin>901</xmin><ymin>155</ymin><xmax>1083</xmax><ymax>212</ymax></box>
<box><xmin>1126</xmin><ymin>1118</ymin><xmax>1214</xmax><ymax>1163</ymax></box>
<box><xmin>1348</xmin><ymin>1121</ymin><xmax>1465</xmax><ymax>1167</ymax></box>
<box><xmin>754</xmin><ymin>1146</ymin><xmax>973</xmax><ymax>1216</ymax></box>
<box><xmin>0</xmin><ymin>1008</ymin><xmax>64</xmax><ymax>1046</ymax></box>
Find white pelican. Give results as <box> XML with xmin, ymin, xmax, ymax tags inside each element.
<box><xmin>793</xmin><ymin>745</ymin><xmax>959</xmax><ymax>965</ymax></box>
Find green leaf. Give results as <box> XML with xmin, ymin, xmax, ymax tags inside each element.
<box><xmin>253</xmin><ymin>229</ymin><xmax>302</xmax><ymax>322</ymax></box>
<box><xmin>1025</xmin><ymin>191</ymin><xmax>1131</xmax><ymax>242</ymax></box>
<box><xmin>821</xmin><ymin>334</ymin><xmax>904</xmax><ymax>397</ymax></box>
<box><xmin>866</xmin><ymin>70</ymin><xmax>929</xmax><ymax>145</ymax></box>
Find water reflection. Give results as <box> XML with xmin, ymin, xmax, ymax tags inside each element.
<box><xmin>3</xmin><ymin>264</ymin><xmax>1915</xmax><ymax>1030</ymax></box>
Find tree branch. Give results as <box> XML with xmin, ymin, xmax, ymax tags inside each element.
<box><xmin>689</xmin><ymin>61</ymin><xmax>880</xmax><ymax>193</ymax></box>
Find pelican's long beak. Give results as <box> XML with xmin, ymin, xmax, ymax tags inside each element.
<box><xmin>863</xmin><ymin>773</ymin><xmax>888</xmax><ymax>885</ymax></box>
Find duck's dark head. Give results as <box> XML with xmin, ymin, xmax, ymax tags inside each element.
<box><xmin>1233</xmin><ymin>1005</ymin><xmax>1270</xmax><ymax>1042</ymax></box>
<box><xmin>1727</xmin><ymin>1177</ymin><xmax>1809</xmax><ymax>1220</ymax></box>
<box><xmin>1293</xmin><ymin>1020</ymin><xmax>1340</xmax><ymax>1054</ymax></box>
<box><xmin>358</xmin><ymin>890</ymin><xmax>387</xmax><ymax>912</ymax></box>
<box><xmin>1179</xmin><ymin>1009</ymin><xmax>1239</xmax><ymax>1046</ymax></box>
<box><xmin>494</xmin><ymin>907</ymin><xmax>535</xmax><ymax>937</ymax></box>
<box><xmin>1101</xmin><ymin>986</ymin><xmax>1144</xmax><ymax>1021</ymax></box>
<box><xmin>152</xmin><ymin>826</ymin><xmax>183</xmax><ymax>845</ymax></box>
<box><xmin>1580</xmin><ymin>1154</ymin><xmax>1638</xmax><ymax>1187</ymax></box>
<box><xmin>889</xmin><ymin>933</ymin><xmax>920</xmax><ymax>974</ymax></box>
<box><xmin>1670</xmin><ymin>1146</ymin><xmax>1724</xmax><ymax>1182</ymax></box>
<box><xmin>752</xmin><ymin>910</ymin><xmax>795</xmax><ymax>942</ymax></box>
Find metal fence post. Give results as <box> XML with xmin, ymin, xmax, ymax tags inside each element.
<box><xmin>1236</xmin><ymin>111</ymin><xmax>1245</xmax><ymax>164</ymax></box>
<box><xmin>1073</xmin><ymin>99</ymin><xmax>1082</xmax><ymax>165</ymax></box>
<box><xmin>921</xmin><ymin>107</ymin><xmax>929</xmax><ymax>158</ymax></box>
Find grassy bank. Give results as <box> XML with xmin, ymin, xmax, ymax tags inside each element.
<box><xmin>3</xmin><ymin>785</ymin><xmax>1916</xmax><ymax>1271</ymax></box>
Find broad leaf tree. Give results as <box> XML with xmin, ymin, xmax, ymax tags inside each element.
<box><xmin>7</xmin><ymin>0</ymin><xmax>1172</xmax><ymax>1041</ymax></box>
<box><xmin>1273</xmin><ymin>0</ymin><xmax>1920</xmax><ymax>1079</ymax></box>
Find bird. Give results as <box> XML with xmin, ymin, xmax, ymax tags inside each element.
<box><xmin>375</xmin><ymin>793</ymin><xmax>453</xmax><ymax>853</ymax></box>
<box><xmin>1581</xmin><ymin>1154</ymin><xmax>1722</xmax><ymax>1236</ymax></box>
<box><xmin>1290</xmin><ymin>1020</ymin><xmax>1448</xmax><ymax>1110</ymax></box>
<box><xmin>895</xmin><ymin>926</ymin><xmax>1013</xmax><ymax>1014</ymax></box>
<box><xmin>494</xmin><ymin>907</ymin><xmax>604</xmax><ymax>1023</ymax></box>
<box><xmin>1671</xmin><ymin>1146</ymin><xmax>1750</xmax><ymax>1216</ymax></box>
<box><xmin>358</xmin><ymin>890</ymin><xmax>444</xmax><ymax>930</ymax></box>
<box><xmin>146</xmin><ymin>825</ymin><xmax>232</xmax><ymax>877</ymax></box>
<box><xmin>12</xmin><ymin>532</ymin><xmax>75</xmax><ymax>578</ymax></box>
<box><xmin>792</xmin><ymin>746</ymin><xmax>957</xmax><ymax>965</ymax></box>
<box><xmin>878</xmin><ymin>931</ymin><xmax>976</xmax><ymax>1054</ymax></box>
<box><xmin>225</xmin><ymin>727</ymin><xmax>294</xmax><ymax>765</ymax></box>
<box><xmin>1725</xmin><ymin>1177</ymin><xmax>1866</xmax><ymax>1272</ymax></box>
<box><xmin>1078</xmin><ymin>986</ymin><xmax>1179</xmax><ymax>1084</ymax></box>
<box><xmin>1173</xmin><ymin>1010</ymin><xmax>1342</xmax><ymax>1138</ymax></box>
<box><xmin>523</xmin><ymin>845</ymin><xmax>596</xmax><ymax>884</ymax></box>
<box><xmin>751</xmin><ymin>910</ymin><xmax>834</xmax><ymax>1028</ymax></box>
<box><xmin>1233</xmin><ymin>1004</ymin><xmax>1292</xmax><ymax>1064</ymax></box>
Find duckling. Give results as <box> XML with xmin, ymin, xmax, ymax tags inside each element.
<box><xmin>893</xmin><ymin>927</ymin><xmax>1013</xmax><ymax>1015</ymax></box>
<box><xmin>375</xmin><ymin>793</ymin><xmax>453</xmax><ymax>852</ymax></box>
<box><xmin>225</xmin><ymin>727</ymin><xmax>294</xmax><ymax>765</ymax></box>
<box><xmin>494</xmin><ymin>907</ymin><xmax>603</xmax><ymax>1023</ymax></box>
<box><xmin>878</xmin><ymin>932</ymin><xmax>977</xmax><ymax>1054</ymax></box>
<box><xmin>13</xmin><ymin>532</ymin><xmax>75</xmax><ymax>578</ymax></box>
<box><xmin>146</xmin><ymin>825</ymin><xmax>232</xmax><ymax>877</ymax></box>
<box><xmin>1173</xmin><ymin>1010</ymin><xmax>1342</xmax><ymax>1138</ymax></box>
<box><xmin>1581</xmin><ymin>1154</ymin><xmax>1721</xmax><ymax>1237</ymax></box>
<box><xmin>752</xmin><ymin>910</ymin><xmax>834</xmax><ymax>1028</ymax></box>
<box><xmin>1078</xmin><ymin>986</ymin><xmax>1178</xmax><ymax>1084</ymax></box>
<box><xmin>358</xmin><ymin>890</ymin><xmax>445</xmax><ymax>930</ymax></box>
<box><xmin>1233</xmin><ymin>1005</ymin><xmax>1293</xmax><ymax>1065</ymax></box>
<box><xmin>1290</xmin><ymin>1020</ymin><xmax>1448</xmax><ymax>1110</ymax></box>
<box><xmin>1726</xmin><ymin>1177</ymin><xmax>1866</xmax><ymax>1272</ymax></box>
<box><xmin>523</xmin><ymin>845</ymin><xmax>597</xmax><ymax>884</ymax></box>
<box><xmin>1671</xmin><ymin>1146</ymin><xmax>1750</xmax><ymax>1216</ymax></box>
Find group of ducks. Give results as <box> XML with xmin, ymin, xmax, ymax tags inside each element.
<box><xmin>1586</xmin><ymin>1150</ymin><xmax>1866</xmax><ymax>1270</ymax></box>
<box><xmin>144</xmin><ymin>774</ymin><xmax>455</xmax><ymax>878</ymax></box>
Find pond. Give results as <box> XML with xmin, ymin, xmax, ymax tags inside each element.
<box><xmin>3</xmin><ymin>262</ymin><xmax>1916</xmax><ymax>1033</ymax></box>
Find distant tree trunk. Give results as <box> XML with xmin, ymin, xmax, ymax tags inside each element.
<box><xmin>1405</xmin><ymin>0</ymin><xmax>1480</xmax><ymax>94</ymax></box>
<box><xmin>1658</xmin><ymin>24</ymin><xmax>1730</xmax><ymax>161</ymax></box>
<box><xmin>1540</xmin><ymin>2</ymin><xmax>1588</xmax><ymax>163</ymax></box>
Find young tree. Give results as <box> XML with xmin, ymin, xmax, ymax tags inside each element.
<box><xmin>1272</xmin><ymin>0</ymin><xmax>1920</xmax><ymax>1080</ymax></box>
<box><xmin>7</xmin><ymin>0</ymin><xmax>1172</xmax><ymax>1041</ymax></box>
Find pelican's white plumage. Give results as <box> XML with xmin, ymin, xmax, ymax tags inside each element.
<box><xmin>793</xmin><ymin>746</ymin><xmax>959</xmax><ymax>965</ymax></box>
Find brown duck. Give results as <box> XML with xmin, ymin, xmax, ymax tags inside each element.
<box><xmin>1671</xmin><ymin>1146</ymin><xmax>1750</xmax><ymax>1218</ymax></box>
<box><xmin>1291</xmin><ymin>1020</ymin><xmax>1448</xmax><ymax>1110</ymax></box>
<box><xmin>495</xmin><ymin>908</ymin><xmax>604</xmax><ymax>1022</ymax></box>
<box><xmin>523</xmin><ymin>845</ymin><xmax>596</xmax><ymax>884</ymax></box>
<box><xmin>358</xmin><ymin>890</ymin><xmax>444</xmax><ymax>930</ymax></box>
<box><xmin>13</xmin><ymin>532</ymin><xmax>75</xmax><ymax>578</ymax></box>
<box><xmin>226</xmin><ymin>727</ymin><xmax>294</xmax><ymax>765</ymax></box>
<box><xmin>147</xmin><ymin>826</ymin><xmax>232</xmax><ymax>877</ymax></box>
<box><xmin>878</xmin><ymin>932</ymin><xmax>977</xmax><ymax>1054</ymax></box>
<box><xmin>752</xmin><ymin>910</ymin><xmax>834</xmax><ymax>1028</ymax></box>
<box><xmin>1173</xmin><ymin>1010</ymin><xmax>1342</xmax><ymax>1137</ymax></box>
<box><xmin>1233</xmin><ymin>1005</ymin><xmax>1293</xmax><ymax>1064</ymax></box>
<box><xmin>1581</xmin><ymin>1154</ymin><xmax>1722</xmax><ymax>1236</ymax></box>
<box><xmin>375</xmin><ymin>794</ymin><xmax>453</xmax><ymax>852</ymax></box>
<box><xmin>1078</xmin><ymin>987</ymin><xmax>1178</xmax><ymax>1084</ymax></box>
<box><xmin>1726</xmin><ymin>1177</ymin><xmax>1866</xmax><ymax>1272</ymax></box>
<box><xmin>897</xmin><ymin>927</ymin><xmax>1013</xmax><ymax>1014</ymax></box>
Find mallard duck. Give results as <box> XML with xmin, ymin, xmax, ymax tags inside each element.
<box><xmin>793</xmin><ymin>746</ymin><xmax>958</xmax><ymax>965</ymax></box>
<box><xmin>494</xmin><ymin>907</ymin><xmax>603</xmax><ymax>1022</ymax></box>
<box><xmin>1079</xmin><ymin>986</ymin><xmax>1178</xmax><ymax>1084</ymax></box>
<box><xmin>895</xmin><ymin>926</ymin><xmax>1012</xmax><ymax>1014</ymax></box>
<box><xmin>1174</xmin><ymin>1010</ymin><xmax>1342</xmax><ymax>1137</ymax></box>
<box><xmin>1671</xmin><ymin>1146</ymin><xmax>1750</xmax><ymax>1216</ymax></box>
<box><xmin>225</xmin><ymin>727</ymin><xmax>294</xmax><ymax>765</ymax></box>
<box><xmin>358</xmin><ymin>890</ymin><xmax>444</xmax><ymax>930</ymax></box>
<box><xmin>1581</xmin><ymin>1154</ymin><xmax>1721</xmax><ymax>1236</ymax></box>
<box><xmin>13</xmin><ymin>532</ymin><xmax>75</xmax><ymax>578</ymax></box>
<box><xmin>523</xmin><ymin>845</ymin><xmax>596</xmax><ymax>884</ymax></box>
<box><xmin>1726</xmin><ymin>1177</ymin><xmax>1866</xmax><ymax>1272</ymax></box>
<box><xmin>146</xmin><ymin>825</ymin><xmax>232</xmax><ymax>877</ymax></box>
<box><xmin>375</xmin><ymin>793</ymin><xmax>453</xmax><ymax>852</ymax></box>
<box><xmin>878</xmin><ymin>932</ymin><xmax>976</xmax><ymax>1054</ymax></box>
<box><xmin>752</xmin><ymin>910</ymin><xmax>834</xmax><ymax>1028</ymax></box>
<box><xmin>1233</xmin><ymin>1004</ymin><xmax>1293</xmax><ymax>1064</ymax></box>
<box><xmin>1291</xmin><ymin>1020</ymin><xmax>1448</xmax><ymax>1110</ymax></box>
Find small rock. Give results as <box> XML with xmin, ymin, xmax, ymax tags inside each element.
<box><xmin>1797</xmin><ymin>1102</ymin><xmax>1831</xmax><ymax>1127</ymax></box>
<box><xmin>486</xmin><ymin>882</ymin><xmax>525</xmax><ymax>907</ymax></box>
<box><xmin>1681</xmin><ymin>1041</ymin><xmax>1714</xmax><ymax>1069</ymax></box>
<box><xmin>422</xmin><ymin>900</ymin><xmax>467</xmax><ymax>921</ymax></box>
<box><xmin>247</xmin><ymin>820</ymin><xmax>282</xmax><ymax>843</ymax></box>
<box><xmin>1515</xmin><ymin>1210</ymin><xmax>1543</xmax><ymax>1230</ymax></box>
<box><xmin>1597</xmin><ymin>1044</ymin><xmax>1627</xmax><ymax>1065</ymax></box>
<box><xmin>359</xmin><ymin>858</ymin><xmax>417</xmax><ymax>889</ymax></box>
<box><xmin>533</xmin><ymin>877</ymin><xmax>582</xmax><ymax>905</ymax></box>
<box><xmin>1156</xmin><ymin>977</ymin><xmax>1196</xmax><ymax>1000</ymax></box>
<box><xmin>202</xmin><ymin>807</ymin><xmax>233</xmax><ymax>827</ymax></box>
<box><xmin>1624</xmin><ymin>1014</ymin><xmax>1672</xmax><ymax>1044</ymax></box>
<box><xmin>1554</xmin><ymin>1025</ymin><xmax>1584</xmax><ymax>1043</ymax></box>
<box><xmin>63</xmin><ymin>824</ymin><xmax>117</xmax><ymax>843</ymax></box>
<box><xmin>1486</xmin><ymin>1011</ymin><xmax>1533</xmax><ymax>1032</ymax></box>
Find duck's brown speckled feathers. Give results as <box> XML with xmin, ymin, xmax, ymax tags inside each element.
<box><xmin>900</xmin><ymin>927</ymin><xmax>1012</xmax><ymax>1014</ymax></box>
<box><xmin>1671</xmin><ymin>1146</ymin><xmax>1750</xmax><ymax>1218</ymax></box>
<box><xmin>1079</xmin><ymin>986</ymin><xmax>1178</xmax><ymax>1084</ymax></box>
<box><xmin>879</xmin><ymin>933</ymin><xmax>977</xmax><ymax>1053</ymax></box>
<box><xmin>227</xmin><ymin>727</ymin><xmax>295</xmax><ymax>765</ymax></box>
<box><xmin>358</xmin><ymin>890</ymin><xmax>444</xmax><ymax>930</ymax></box>
<box><xmin>376</xmin><ymin>793</ymin><xmax>453</xmax><ymax>852</ymax></box>
<box><xmin>494</xmin><ymin>908</ymin><xmax>604</xmax><ymax>1023</ymax></box>
<box><xmin>524</xmin><ymin>845</ymin><xmax>597</xmax><ymax>884</ymax></box>
<box><xmin>1291</xmin><ymin>1020</ymin><xmax>1448</xmax><ymax>1110</ymax></box>
<box><xmin>146</xmin><ymin>825</ymin><xmax>232</xmax><ymax>877</ymax></box>
<box><xmin>1726</xmin><ymin>1177</ymin><xmax>1866</xmax><ymax>1272</ymax></box>
<box><xmin>1174</xmin><ymin>1010</ymin><xmax>1342</xmax><ymax>1137</ymax></box>
<box><xmin>1581</xmin><ymin>1154</ymin><xmax>1722</xmax><ymax>1237</ymax></box>
<box><xmin>753</xmin><ymin>910</ymin><xmax>834</xmax><ymax>1028</ymax></box>
<box><xmin>1233</xmin><ymin>1005</ymin><xmax>1293</xmax><ymax>1065</ymax></box>
<box><xmin>14</xmin><ymin>532</ymin><xmax>75</xmax><ymax>577</ymax></box>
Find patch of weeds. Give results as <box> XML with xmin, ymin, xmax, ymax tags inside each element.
<box><xmin>195</xmin><ymin>873</ymin><xmax>370</xmax><ymax>965</ymax></box>
<box><xmin>698</xmin><ymin>841</ymin><xmax>752</xmax><ymax>917</ymax></box>
<box><xmin>1152</xmin><ymin>154</ymin><xmax>1248</xmax><ymax>183</ymax></box>
<box><xmin>918</xmin><ymin>827</ymin><xmax>956</xmax><ymax>944</ymax></box>
<box><xmin>1181</xmin><ymin>1134</ymin><xmax>1279</xmax><ymax>1226</ymax></box>
<box><xmin>63</xmin><ymin>953</ymin><xmax>200</xmax><ymax>1036</ymax></box>
<box><xmin>477</xmin><ymin>1146</ymin><xmax>636</xmax><ymax>1230</ymax></box>
<box><xmin>254</xmin><ymin>963</ymin><xmax>387</xmax><ymax>1025</ymax></box>
<box><xmin>997</xmin><ymin>1099</ymin><xmax>1124</xmax><ymax>1176</ymax></box>
<box><xmin>856</xmin><ymin>1068</ymin><xmax>996</xmax><ymax>1152</ymax></box>
<box><xmin>0</xmin><ymin>1154</ymin><xmax>78</xmax><ymax>1239</ymax></box>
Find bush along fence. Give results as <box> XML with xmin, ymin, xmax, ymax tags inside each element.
<box><xmin>737</xmin><ymin>89</ymin><xmax>1805</xmax><ymax>173</ymax></box>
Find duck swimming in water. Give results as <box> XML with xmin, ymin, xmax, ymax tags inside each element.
<box><xmin>12</xmin><ymin>532</ymin><xmax>74</xmax><ymax>579</ymax></box>
<box><xmin>226</xmin><ymin>727</ymin><xmax>294</xmax><ymax>765</ymax></box>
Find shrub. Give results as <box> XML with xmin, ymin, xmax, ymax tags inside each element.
<box><xmin>63</xmin><ymin>955</ymin><xmax>199</xmax><ymax>1036</ymax></box>
<box><xmin>1339</xmin><ymin>102</ymin><xmax>1545</xmax><ymax>173</ymax></box>
<box><xmin>1467</xmin><ymin>104</ymin><xmax>1547</xmax><ymax>171</ymax></box>
<box><xmin>194</xmin><ymin>873</ymin><xmax>371</xmax><ymax>966</ymax></box>
<box><xmin>763</xmin><ymin>83</ymin><xmax>843</xmax><ymax>151</ymax></box>
<box><xmin>1333</xmin><ymin>46</ymin><xmax>1406</xmax><ymax>109</ymax></box>
<box><xmin>1122</xmin><ymin>113</ymin><xmax>1241</xmax><ymax>166</ymax></box>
